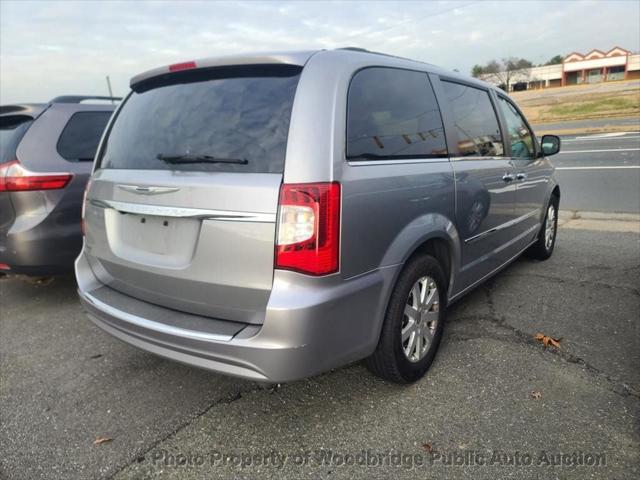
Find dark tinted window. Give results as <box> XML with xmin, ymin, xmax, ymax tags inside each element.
<box><xmin>347</xmin><ymin>68</ymin><xmax>447</xmax><ymax>160</ymax></box>
<box><xmin>0</xmin><ymin>115</ymin><xmax>33</xmax><ymax>163</ymax></box>
<box><xmin>441</xmin><ymin>81</ymin><xmax>503</xmax><ymax>157</ymax></box>
<box><xmin>57</xmin><ymin>111</ymin><xmax>112</xmax><ymax>161</ymax></box>
<box><xmin>98</xmin><ymin>65</ymin><xmax>301</xmax><ymax>173</ymax></box>
<box><xmin>497</xmin><ymin>97</ymin><xmax>535</xmax><ymax>159</ymax></box>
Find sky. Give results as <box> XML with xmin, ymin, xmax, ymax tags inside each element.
<box><xmin>1</xmin><ymin>0</ymin><xmax>639</xmax><ymax>104</ymax></box>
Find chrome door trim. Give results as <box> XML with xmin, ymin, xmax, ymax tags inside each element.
<box><xmin>464</xmin><ymin>209</ymin><xmax>540</xmax><ymax>245</ymax></box>
<box><xmin>451</xmin><ymin>231</ymin><xmax>539</xmax><ymax>303</ymax></box>
<box><xmin>347</xmin><ymin>157</ymin><xmax>450</xmax><ymax>166</ymax></box>
<box><xmin>81</xmin><ymin>290</ymin><xmax>234</xmax><ymax>342</ymax></box>
<box><xmin>449</xmin><ymin>156</ymin><xmax>506</xmax><ymax>162</ymax></box>
<box><xmin>89</xmin><ymin>199</ymin><xmax>276</xmax><ymax>223</ymax></box>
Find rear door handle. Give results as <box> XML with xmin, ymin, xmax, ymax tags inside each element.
<box><xmin>502</xmin><ymin>173</ymin><xmax>515</xmax><ymax>182</ymax></box>
<box><xmin>516</xmin><ymin>172</ymin><xmax>527</xmax><ymax>181</ymax></box>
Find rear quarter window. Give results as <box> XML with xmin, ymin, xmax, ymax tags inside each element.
<box><xmin>57</xmin><ymin>111</ymin><xmax>112</xmax><ymax>161</ymax></box>
<box><xmin>0</xmin><ymin>115</ymin><xmax>33</xmax><ymax>164</ymax></box>
<box><xmin>346</xmin><ymin>67</ymin><xmax>448</xmax><ymax>160</ymax></box>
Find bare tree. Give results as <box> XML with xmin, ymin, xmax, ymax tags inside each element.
<box><xmin>471</xmin><ymin>57</ymin><xmax>533</xmax><ymax>90</ymax></box>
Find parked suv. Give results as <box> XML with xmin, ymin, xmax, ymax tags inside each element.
<box><xmin>76</xmin><ymin>50</ymin><xmax>561</xmax><ymax>383</ymax></box>
<box><xmin>1</xmin><ymin>96</ymin><xmax>117</xmax><ymax>275</ymax></box>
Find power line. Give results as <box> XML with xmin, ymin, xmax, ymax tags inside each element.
<box><xmin>336</xmin><ymin>1</ymin><xmax>478</xmax><ymax>43</ymax></box>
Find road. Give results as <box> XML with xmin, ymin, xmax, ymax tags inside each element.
<box><xmin>552</xmin><ymin>131</ymin><xmax>640</xmax><ymax>213</ymax></box>
<box><xmin>1</xmin><ymin>221</ymin><xmax>639</xmax><ymax>480</ymax></box>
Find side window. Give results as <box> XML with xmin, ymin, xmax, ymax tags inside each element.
<box><xmin>497</xmin><ymin>97</ymin><xmax>535</xmax><ymax>159</ymax></box>
<box><xmin>347</xmin><ymin>68</ymin><xmax>447</xmax><ymax>160</ymax></box>
<box><xmin>441</xmin><ymin>81</ymin><xmax>503</xmax><ymax>157</ymax></box>
<box><xmin>57</xmin><ymin>111</ymin><xmax>112</xmax><ymax>161</ymax></box>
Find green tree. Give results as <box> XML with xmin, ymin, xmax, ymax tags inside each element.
<box><xmin>471</xmin><ymin>64</ymin><xmax>485</xmax><ymax>78</ymax></box>
<box><xmin>545</xmin><ymin>54</ymin><xmax>564</xmax><ymax>65</ymax></box>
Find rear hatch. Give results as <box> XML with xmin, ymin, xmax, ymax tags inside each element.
<box><xmin>84</xmin><ymin>64</ymin><xmax>302</xmax><ymax>324</ymax></box>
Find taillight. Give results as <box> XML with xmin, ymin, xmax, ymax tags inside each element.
<box><xmin>0</xmin><ymin>160</ymin><xmax>72</xmax><ymax>192</ymax></box>
<box><xmin>275</xmin><ymin>182</ymin><xmax>341</xmax><ymax>276</ymax></box>
<box><xmin>81</xmin><ymin>179</ymin><xmax>92</xmax><ymax>236</ymax></box>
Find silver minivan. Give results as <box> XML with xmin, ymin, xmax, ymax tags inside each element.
<box><xmin>76</xmin><ymin>49</ymin><xmax>561</xmax><ymax>384</ymax></box>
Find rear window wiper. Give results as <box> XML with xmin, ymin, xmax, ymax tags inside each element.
<box><xmin>156</xmin><ymin>153</ymin><xmax>248</xmax><ymax>165</ymax></box>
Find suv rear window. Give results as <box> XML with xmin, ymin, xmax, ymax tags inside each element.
<box><xmin>347</xmin><ymin>67</ymin><xmax>447</xmax><ymax>160</ymax></box>
<box><xmin>57</xmin><ymin>111</ymin><xmax>112</xmax><ymax>161</ymax></box>
<box><xmin>0</xmin><ymin>115</ymin><xmax>33</xmax><ymax>164</ymax></box>
<box><xmin>98</xmin><ymin>65</ymin><xmax>302</xmax><ymax>173</ymax></box>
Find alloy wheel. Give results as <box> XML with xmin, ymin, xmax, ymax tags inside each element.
<box><xmin>401</xmin><ymin>276</ymin><xmax>439</xmax><ymax>362</ymax></box>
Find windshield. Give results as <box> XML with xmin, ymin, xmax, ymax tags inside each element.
<box><xmin>97</xmin><ymin>65</ymin><xmax>301</xmax><ymax>173</ymax></box>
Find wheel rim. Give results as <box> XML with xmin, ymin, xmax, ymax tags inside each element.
<box><xmin>545</xmin><ymin>204</ymin><xmax>556</xmax><ymax>250</ymax></box>
<box><xmin>401</xmin><ymin>276</ymin><xmax>439</xmax><ymax>363</ymax></box>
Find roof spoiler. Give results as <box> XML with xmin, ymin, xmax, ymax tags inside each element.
<box><xmin>130</xmin><ymin>51</ymin><xmax>317</xmax><ymax>88</ymax></box>
<box><xmin>49</xmin><ymin>95</ymin><xmax>122</xmax><ymax>104</ymax></box>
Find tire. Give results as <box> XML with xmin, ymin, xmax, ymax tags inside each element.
<box><xmin>525</xmin><ymin>195</ymin><xmax>559</xmax><ymax>260</ymax></box>
<box><xmin>366</xmin><ymin>254</ymin><xmax>447</xmax><ymax>384</ymax></box>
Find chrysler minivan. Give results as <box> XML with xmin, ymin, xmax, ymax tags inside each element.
<box><xmin>76</xmin><ymin>49</ymin><xmax>560</xmax><ymax>383</ymax></box>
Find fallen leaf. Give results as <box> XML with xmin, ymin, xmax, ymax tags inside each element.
<box><xmin>535</xmin><ymin>332</ymin><xmax>561</xmax><ymax>349</ymax></box>
<box><xmin>93</xmin><ymin>436</ymin><xmax>112</xmax><ymax>446</ymax></box>
<box><xmin>421</xmin><ymin>442</ymin><xmax>434</xmax><ymax>453</ymax></box>
<box><xmin>531</xmin><ymin>390</ymin><xmax>542</xmax><ymax>399</ymax></box>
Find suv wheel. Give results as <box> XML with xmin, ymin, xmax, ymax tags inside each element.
<box><xmin>366</xmin><ymin>254</ymin><xmax>446</xmax><ymax>383</ymax></box>
<box><xmin>525</xmin><ymin>195</ymin><xmax>558</xmax><ymax>260</ymax></box>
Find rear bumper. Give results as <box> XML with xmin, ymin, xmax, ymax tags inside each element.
<box><xmin>76</xmin><ymin>250</ymin><xmax>397</xmax><ymax>383</ymax></box>
<box><xmin>0</xmin><ymin>222</ymin><xmax>82</xmax><ymax>276</ymax></box>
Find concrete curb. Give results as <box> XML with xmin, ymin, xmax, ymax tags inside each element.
<box><xmin>558</xmin><ymin>210</ymin><xmax>640</xmax><ymax>222</ymax></box>
<box><xmin>558</xmin><ymin>210</ymin><xmax>639</xmax><ymax>233</ymax></box>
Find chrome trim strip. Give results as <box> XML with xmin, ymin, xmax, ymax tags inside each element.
<box><xmin>464</xmin><ymin>209</ymin><xmax>540</xmax><ymax>244</ymax></box>
<box><xmin>81</xmin><ymin>291</ymin><xmax>234</xmax><ymax>342</ymax></box>
<box><xmin>347</xmin><ymin>158</ymin><xmax>450</xmax><ymax>166</ymax></box>
<box><xmin>449</xmin><ymin>156</ymin><xmax>506</xmax><ymax>162</ymax></box>
<box><xmin>450</xmin><ymin>233</ymin><xmax>539</xmax><ymax>303</ymax></box>
<box><xmin>89</xmin><ymin>199</ymin><xmax>276</xmax><ymax>223</ymax></box>
<box><xmin>117</xmin><ymin>185</ymin><xmax>181</xmax><ymax>195</ymax></box>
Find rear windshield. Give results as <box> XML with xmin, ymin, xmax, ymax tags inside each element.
<box><xmin>0</xmin><ymin>115</ymin><xmax>33</xmax><ymax>164</ymax></box>
<box><xmin>97</xmin><ymin>65</ymin><xmax>302</xmax><ymax>173</ymax></box>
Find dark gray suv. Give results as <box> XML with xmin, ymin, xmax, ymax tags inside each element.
<box><xmin>0</xmin><ymin>96</ymin><xmax>117</xmax><ymax>275</ymax></box>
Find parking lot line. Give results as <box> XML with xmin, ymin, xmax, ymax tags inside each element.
<box><xmin>555</xmin><ymin>166</ymin><xmax>640</xmax><ymax>170</ymax></box>
<box><xmin>558</xmin><ymin>148</ymin><xmax>640</xmax><ymax>154</ymax></box>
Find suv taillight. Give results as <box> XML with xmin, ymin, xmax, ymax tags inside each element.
<box><xmin>0</xmin><ymin>160</ymin><xmax>72</xmax><ymax>192</ymax></box>
<box><xmin>275</xmin><ymin>182</ymin><xmax>341</xmax><ymax>276</ymax></box>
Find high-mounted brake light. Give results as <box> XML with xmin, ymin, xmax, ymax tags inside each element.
<box><xmin>169</xmin><ymin>61</ymin><xmax>197</xmax><ymax>72</ymax></box>
<box><xmin>275</xmin><ymin>182</ymin><xmax>341</xmax><ymax>276</ymax></box>
<box><xmin>0</xmin><ymin>160</ymin><xmax>72</xmax><ymax>192</ymax></box>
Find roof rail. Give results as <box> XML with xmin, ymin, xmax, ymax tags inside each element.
<box><xmin>336</xmin><ymin>47</ymin><xmax>415</xmax><ymax>63</ymax></box>
<box><xmin>49</xmin><ymin>95</ymin><xmax>122</xmax><ymax>104</ymax></box>
<box><xmin>339</xmin><ymin>47</ymin><xmax>370</xmax><ymax>53</ymax></box>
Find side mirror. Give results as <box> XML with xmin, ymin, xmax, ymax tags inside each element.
<box><xmin>540</xmin><ymin>134</ymin><xmax>561</xmax><ymax>157</ymax></box>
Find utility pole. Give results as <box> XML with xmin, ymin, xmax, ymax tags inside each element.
<box><xmin>105</xmin><ymin>76</ymin><xmax>114</xmax><ymax>104</ymax></box>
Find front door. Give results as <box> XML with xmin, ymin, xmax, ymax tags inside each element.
<box><xmin>496</xmin><ymin>95</ymin><xmax>551</xmax><ymax>251</ymax></box>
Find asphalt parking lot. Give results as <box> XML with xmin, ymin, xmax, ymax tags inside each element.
<box><xmin>1</xmin><ymin>216</ymin><xmax>638</xmax><ymax>480</ymax></box>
